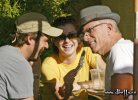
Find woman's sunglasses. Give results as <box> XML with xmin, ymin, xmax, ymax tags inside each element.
<box><xmin>55</xmin><ymin>33</ymin><xmax>78</xmax><ymax>40</ymax></box>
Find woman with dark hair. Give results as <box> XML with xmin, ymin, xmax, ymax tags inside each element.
<box><xmin>52</xmin><ymin>16</ymin><xmax>82</xmax><ymax>54</ymax></box>
<box><xmin>40</xmin><ymin>16</ymin><xmax>106</xmax><ymax>100</ymax></box>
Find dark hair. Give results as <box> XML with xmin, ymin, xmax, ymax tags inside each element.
<box><xmin>52</xmin><ymin>16</ymin><xmax>82</xmax><ymax>54</ymax></box>
<box><xmin>12</xmin><ymin>31</ymin><xmax>42</xmax><ymax>47</ymax></box>
<box><xmin>52</xmin><ymin>16</ymin><xmax>79</xmax><ymax>30</ymax></box>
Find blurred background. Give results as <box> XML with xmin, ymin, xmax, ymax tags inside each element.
<box><xmin>0</xmin><ymin>0</ymin><xmax>135</xmax><ymax>60</ymax></box>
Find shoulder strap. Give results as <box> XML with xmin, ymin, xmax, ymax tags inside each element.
<box><xmin>63</xmin><ymin>50</ymin><xmax>85</xmax><ymax>100</ymax></box>
<box><xmin>31</xmin><ymin>58</ymin><xmax>41</xmax><ymax>100</ymax></box>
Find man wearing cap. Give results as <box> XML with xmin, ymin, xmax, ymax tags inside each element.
<box><xmin>0</xmin><ymin>12</ymin><xmax>62</xmax><ymax>100</ymax></box>
<box><xmin>80</xmin><ymin>5</ymin><xmax>133</xmax><ymax>100</ymax></box>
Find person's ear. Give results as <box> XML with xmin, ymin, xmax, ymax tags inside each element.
<box><xmin>26</xmin><ymin>36</ymin><xmax>34</xmax><ymax>45</ymax></box>
<box><xmin>107</xmin><ymin>23</ymin><xmax>113</xmax><ymax>31</ymax></box>
<box><xmin>106</xmin><ymin>23</ymin><xmax>113</xmax><ymax>36</ymax></box>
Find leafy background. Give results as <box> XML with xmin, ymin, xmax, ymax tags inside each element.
<box><xmin>0</xmin><ymin>0</ymin><xmax>102</xmax><ymax>60</ymax></box>
<box><xmin>0</xmin><ymin>0</ymin><xmax>69</xmax><ymax>46</ymax></box>
<box><xmin>0</xmin><ymin>0</ymin><xmax>71</xmax><ymax>60</ymax></box>
<box><xmin>0</xmin><ymin>0</ymin><xmax>134</xmax><ymax>60</ymax></box>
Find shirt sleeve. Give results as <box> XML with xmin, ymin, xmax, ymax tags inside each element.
<box><xmin>110</xmin><ymin>44</ymin><xmax>133</xmax><ymax>75</ymax></box>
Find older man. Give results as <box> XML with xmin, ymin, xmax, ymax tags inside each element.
<box><xmin>80</xmin><ymin>5</ymin><xmax>133</xmax><ymax>100</ymax></box>
<box><xmin>0</xmin><ymin>12</ymin><xmax>62</xmax><ymax>100</ymax></box>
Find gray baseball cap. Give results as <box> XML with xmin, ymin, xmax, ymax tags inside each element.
<box><xmin>15</xmin><ymin>12</ymin><xmax>63</xmax><ymax>37</ymax></box>
<box><xmin>80</xmin><ymin>5</ymin><xmax>120</xmax><ymax>26</ymax></box>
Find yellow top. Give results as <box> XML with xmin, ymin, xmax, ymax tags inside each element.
<box><xmin>40</xmin><ymin>47</ymin><xmax>100</xmax><ymax>100</ymax></box>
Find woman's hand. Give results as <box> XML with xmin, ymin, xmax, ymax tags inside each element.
<box><xmin>55</xmin><ymin>82</ymin><xmax>64</xmax><ymax>100</ymax></box>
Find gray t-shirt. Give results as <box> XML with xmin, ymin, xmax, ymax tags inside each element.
<box><xmin>0</xmin><ymin>45</ymin><xmax>34</xmax><ymax>100</ymax></box>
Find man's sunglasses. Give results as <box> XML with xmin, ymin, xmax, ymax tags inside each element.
<box><xmin>55</xmin><ymin>33</ymin><xmax>78</xmax><ymax>40</ymax></box>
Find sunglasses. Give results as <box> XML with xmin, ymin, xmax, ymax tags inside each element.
<box><xmin>55</xmin><ymin>33</ymin><xmax>78</xmax><ymax>40</ymax></box>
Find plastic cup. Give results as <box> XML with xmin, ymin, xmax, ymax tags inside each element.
<box><xmin>90</xmin><ymin>69</ymin><xmax>105</xmax><ymax>91</ymax></box>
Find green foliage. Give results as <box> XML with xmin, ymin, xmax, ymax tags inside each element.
<box><xmin>0</xmin><ymin>0</ymin><xmax>20</xmax><ymax>18</ymax></box>
<box><xmin>0</xmin><ymin>0</ymin><xmax>21</xmax><ymax>46</ymax></box>
<box><xmin>0</xmin><ymin>0</ymin><xmax>70</xmax><ymax>46</ymax></box>
<box><xmin>0</xmin><ymin>0</ymin><xmax>71</xmax><ymax>59</ymax></box>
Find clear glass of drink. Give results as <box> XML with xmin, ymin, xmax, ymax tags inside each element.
<box><xmin>90</xmin><ymin>69</ymin><xmax>105</xmax><ymax>91</ymax></box>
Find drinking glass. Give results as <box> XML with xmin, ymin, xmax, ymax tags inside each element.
<box><xmin>90</xmin><ymin>69</ymin><xmax>105</xmax><ymax>91</ymax></box>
